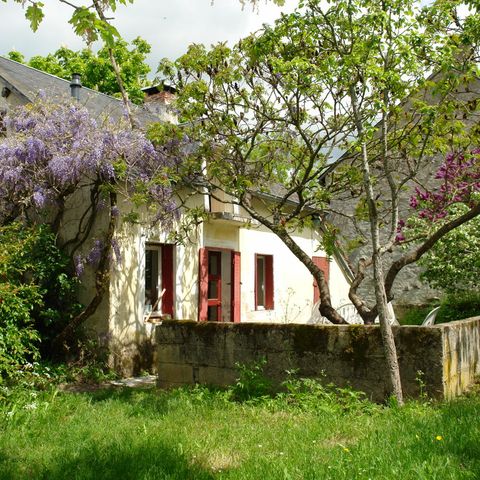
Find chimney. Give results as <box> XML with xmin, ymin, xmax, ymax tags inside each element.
<box><xmin>142</xmin><ymin>84</ymin><xmax>176</xmax><ymax>121</ymax></box>
<box><xmin>70</xmin><ymin>73</ymin><xmax>82</xmax><ymax>100</ymax></box>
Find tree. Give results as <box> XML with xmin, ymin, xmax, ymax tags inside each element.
<box><xmin>0</xmin><ymin>96</ymin><xmax>181</xmax><ymax>349</ymax></box>
<box><xmin>8</xmin><ymin>37</ymin><xmax>152</xmax><ymax>104</ymax></box>
<box><xmin>419</xmin><ymin>212</ymin><xmax>480</xmax><ymax>293</ymax></box>
<box><xmin>158</xmin><ymin>0</ymin><xmax>480</xmax><ymax>403</ymax></box>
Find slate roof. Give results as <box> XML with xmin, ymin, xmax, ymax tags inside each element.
<box><xmin>0</xmin><ymin>56</ymin><xmax>158</xmax><ymax>124</ymax></box>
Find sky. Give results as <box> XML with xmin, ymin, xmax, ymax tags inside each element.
<box><xmin>0</xmin><ymin>0</ymin><xmax>296</xmax><ymax>76</ymax></box>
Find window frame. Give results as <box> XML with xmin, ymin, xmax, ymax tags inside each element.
<box><xmin>144</xmin><ymin>244</ymin><xmax>161</xmax><ymax>315</ymax></box>
<box><xmin>144</xmin><ymin>243</ymin><xmax>175</xmax><ymax>318</ymax></box>
<box><xmin>254</xmin><ymin>253</ymin><xmax>274</xmax><ymax>310</ymax></box>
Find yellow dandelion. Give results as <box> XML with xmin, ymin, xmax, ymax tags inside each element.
<box><xmin>343</xmin><ymin>447</ymin><xmax>350</xmax><ymax>453</ymax></box>
<box><xmin>435</xmin><ymin>435</ymin><xmax>443</xmax><ymax>441</ymax></box>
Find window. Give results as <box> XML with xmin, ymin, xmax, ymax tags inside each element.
<box><xmin>144</xmin><ymin>244</ymin><xmax>174</xmax><ymax>317</ymax></box>
<box><xmin>255</xmin><ymin>254</ymin><xmax>273</xmax><ymax>310</ymax></box>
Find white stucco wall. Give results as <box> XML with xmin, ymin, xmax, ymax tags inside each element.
<box><xmin>237</xmin><ymin>224</ymin><xmax>350</xmax><ymax>324</ymax></box>
<box><xmin>106</xmin><ymin>195</ymin><xmax>353</xmax><ymax>359</ymax></box>
<box><xmin>54</xmin><ymin>188</ymin><xmax>352</xmax><ymax>373</ymax></box>
<box><xmin>107</xmin><ymin>194</ymin><xmax>205</xmax><ymax>371</ymax></box>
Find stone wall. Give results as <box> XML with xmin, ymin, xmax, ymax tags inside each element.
<box><xmin>442</xmin><ymin>317</ymin><xmax>480</xmax><ymax>398</ymax></box>
<box><xmin>156</xmin><ymin>317</ymin><xmax>480</xmax><ymax>401</ymax></box>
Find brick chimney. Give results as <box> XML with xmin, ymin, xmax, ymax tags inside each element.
<box><xmin>142</xmin><ymin>84</ymin><xmax>176</xmax><ymax>121</ymax></box>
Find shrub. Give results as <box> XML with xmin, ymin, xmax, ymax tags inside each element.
<box><xmin>0</xmin><ymin>223</ymin><xmax>81</xmax><ymax>380</ymax></box>
<box><xmin>399</xmin><ymin>305</ymin><xmax>433</xmax><ymax>326</ymax></box>
<box><xmin>0</xmin><ymin>283</ymin><xmax>41</xmax><ymax>381</ymax></box>
<box><xmin>1</xmin><ymin>223</ymin><xmax>81</xmax><ymax>346</ymax></box>
<box><xmin>230</xmin><ymin>358</ymin><xmax>273</xmax><ymax>402</ymax></box>
<box><xmin>436</xmin><ymin>291</ymin><xmax>480</xmax><ymax>324</ymax></box>
<box><xmin>419</xmin><ymin>206</ymin><xmax>480</xmax><ymax>293</ymax></box>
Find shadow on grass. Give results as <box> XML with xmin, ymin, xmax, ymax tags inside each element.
<box><xmin>75</xmin><ymin>386</ymin><xmax>177</xmax><ymax>419</ymax></box>
<box><xmin>0</xmin><ymin>438</ymin><xmax>214</xmax><ymax>480</ymax></box>
<box><xmin>80</xmin><ymin>384</ymin><xmax>228</xmax><ymax>420</ymax></box>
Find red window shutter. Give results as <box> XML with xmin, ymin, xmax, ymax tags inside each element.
<box><xmin>254</xmin><ymin>254</ymin><xmax>259</xmax><ymax>309</ymax></box>
<box><xmin>231</xmin><ymin>251</ymin><xmax>241</xmax><ymax>323</ymax></box>
<box><xmin>265</xmin><ymin>255</ymin><xmax>274</xmax><ymax>310</ymax></box>
<box><xmin>161</xmin><ymin>244</ymin><xmax>174</xmax><ymax>317</ymax></box>
<box><xmin>198</xmin><ymin>248</ymin><xmax>209</xmax><ymax>321</ymax></box>
<box><xmin>312</xmin><ymin>256</ymin><xmax>329</xmax><ymax>303</ymax></box>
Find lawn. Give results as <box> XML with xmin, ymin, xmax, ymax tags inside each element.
<box><xmin>1</xmin><ymin>381</ymin><xmax>479</xmax><ymax>480</ymax></box>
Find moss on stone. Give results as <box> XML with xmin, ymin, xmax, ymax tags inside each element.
<box><xmin>291</xmin><ymin>324</ymin><xmax>329</xmax><ymax>353</ymax></box>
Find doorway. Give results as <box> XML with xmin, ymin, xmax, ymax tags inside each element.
<box><xmin>199</xmin><ymin>248</ymin><xmax>241</xmax><ymax>322</ymax></box>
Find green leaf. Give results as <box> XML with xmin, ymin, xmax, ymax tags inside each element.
<box><xmin>25</xmin><ymin>2</ymin><xmax>44</xmax><ymax>32</ymax></box>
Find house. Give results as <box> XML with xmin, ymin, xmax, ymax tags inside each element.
<box><xmin>0</xmin><ymin>56</ymin><xmax>353</xmax><ymax>374</ymax></box>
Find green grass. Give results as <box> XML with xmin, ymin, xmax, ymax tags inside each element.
<box><xmin>1</xmin><ymin>383</ymin><xmax>480</xmax><ymax>480</ymax></box>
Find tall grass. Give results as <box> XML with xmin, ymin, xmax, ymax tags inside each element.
<box><xmin>1</xmin><ymin>381</ymin><xmax>479</xmax><ymax>479</ymax></box>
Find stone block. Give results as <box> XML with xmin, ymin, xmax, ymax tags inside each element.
<box><xmin>157</xmin><ymin>363</ymin><xmax>193</xmax><ymax>384</ymax></box>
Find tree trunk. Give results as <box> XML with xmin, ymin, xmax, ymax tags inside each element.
<box><xmin>372</xmin><ymin>252</ymin><xmax>404</xmax><ymax>405</ymax></box>
<box><xmin>350</xmin><ymin>85</ymin><xmax>404</xmax><ymax>405</ymax></box>
<box><xmin>53</xmin><ymin>192</ymin><xmax>117</xmax><ymax>352</ymax></box>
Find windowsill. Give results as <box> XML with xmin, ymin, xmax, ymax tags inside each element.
<box><xmin>144</xmin><ymin>312</ymin><xmax>172</xmax><ymax>324</ymax></box>
<box><xmin>208</xmin><ymin>211</ymin><xmax>259</xmax><ymax>226</ymax></box>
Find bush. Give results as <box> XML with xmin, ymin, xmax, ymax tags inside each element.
<box><xmin>0</xmin><ymin>223</ymin><xmax>81</xmax><ymax>380</ymax></box>
<box><xmin>400</xmin><ymin>291</ymin><xmax>480</xmax><ymax>326</ymax></box>
<box><xmin>436</xmin><ymin>291</ymin><xmax>480</xmax><ymax>324</ymax></box>
<box><xmin>0</xmin><ymin>283</ymin><xmax>41</xmax><ymax>381</ymax></box>
<box><xmin>399</xmin><ymin>305</ymin><xmax>433</xmax><ymax>326</ymax></box>
<box><xmin>419</xmin><ymin>207</ymin><xmax>480</xmax><ymax>293</ymax></box>
<box><xmin>230</xmin><ymin>358</ymin><xmax>273</xmax><ymax>402</ymax></box>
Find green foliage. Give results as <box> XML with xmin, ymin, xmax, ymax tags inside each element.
<box><xmin>0</xmin><ymin>283</ymin><xmax>41</xmax><ymax>381</ymax></box>
<box><xmin>280</xmin><ymin>374</ymin><xmax>377</xmax><ymax>415</ymax></box>
<box><xmin>8</xmin><ymin>37</ymin><xmax>151</xmax><ymax>104</ymax></box>
<box><xmin>436</xmin><ymin>291</ymin><xmax>480</xmax><ymax>324</ymax></box>
<box><xmin>5</xmin><ymin>0</ymin><xmax>133</xmax><ymax>47</ymax></box>
<box><xmin>25</xmin><ymin>2</ymin><xmax>44</xmax><ymax>32</ymax></box>
<box><xmin>400</xmin><ymin>305</ymin><xmax>433</xmax><ymax>326</ymax></box>
<box><xmin>0</xmin><ymin>223</ymin><xmax>81</xmax><ymax>379</ymax></box>
<box><xmin>419</xmin><ymin>208</ymin><xmax>480</xmax><ymax>293</ymax></box>
<box><xmin>401</xmin><ymin>291</ymin><xmax>480</xmax><ymax>326</ymax></box>
<box><xmin>230</xmin><ymin>358</ymin><xmax>273</xmax><ymax>402</ymax></box>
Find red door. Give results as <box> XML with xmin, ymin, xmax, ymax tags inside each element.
<box><xmin>199</xmin><ymin>248</ymin><xmax>241</xmax><ymax>322</ymax></box>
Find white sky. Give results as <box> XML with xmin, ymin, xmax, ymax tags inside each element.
<box><xmin>0</xmin><ymin>0</ymin><xmax>296</xmax><ymax>76</ymax></box>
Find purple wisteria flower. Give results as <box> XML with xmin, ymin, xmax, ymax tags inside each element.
<box><xmin>74</xmin><ymin>255</ymin><xmax>85</xmax><ymax>277</ymax></box>
<box><xmin>0</xmin><ymin>95</ymin><xmax>183</xmax><ymax>240</ymax></box>
<box><xmin>86</xmin><ymin>239</ymin><xmax>104</xmax><ymax>266</ymax></box>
